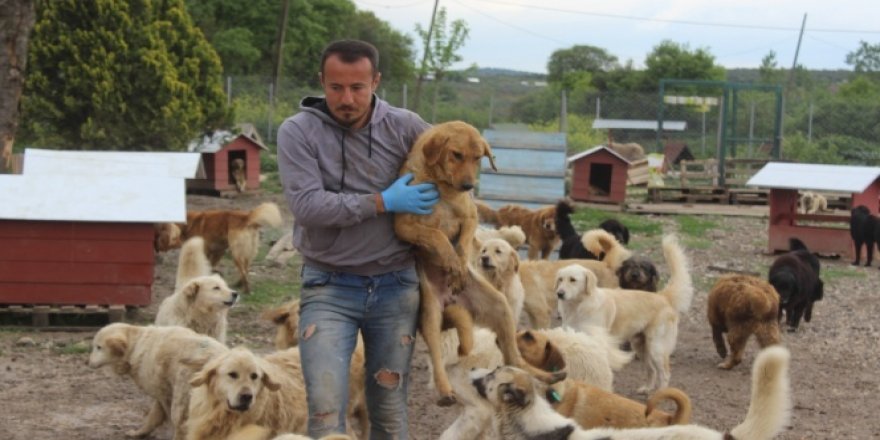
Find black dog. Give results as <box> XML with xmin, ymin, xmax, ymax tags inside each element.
<box><xmin>555</xmin><ymin>200</ymin><xmax>599</xmax><ymax>260</ymax></box>
<box><xmin>599</xmin><ymin>218</ymin><xmax>630</xmax><ymax>245</ymax></box>
<box><xmin>850</xmin><ymin>205</ymin><xmax>876</xmax><ymax>266</ymax></box>
<box><xmin>617</xmin><ymin>256</ymin><xmax>659</xmax><ymax>292</ymax></box>
<box><xmin>768</xmin><ymin>238</ymin><xmax>823</xmax><ymax>332</ymax></box>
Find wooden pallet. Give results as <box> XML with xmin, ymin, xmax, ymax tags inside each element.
<box><xmin>0</xmin><ymin>304</ymin><xmax>128</xmax><ymax>329</ymax></box>
<box><xmin>728</xmin><ymin>188</ymin><xmax>770</xmax><ymax>205</ymax></box>
<box><xmin>649</xmin><ymin>186</ymin><xmax>730</xmax><ymax>204</ymax></box>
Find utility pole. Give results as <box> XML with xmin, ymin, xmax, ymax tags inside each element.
<box><xmin>412</xmin><ymin>0</ymin><xmax>440</xmax><ymax>111</ymax></box>
<box><xmin>781</xmin><ymin>13</ymin><xmax>807</xmax><ymax>157</ymax></box>
<box><xmin>271</xmin><ymin>0</ymin><xmax>291</xmax><ymax>102</ymax></box>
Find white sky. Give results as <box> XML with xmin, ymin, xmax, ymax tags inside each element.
<box><xmin>353</xmin><ymin>0</ymin><xmax>880</xmax><ymax>74</ymax></box>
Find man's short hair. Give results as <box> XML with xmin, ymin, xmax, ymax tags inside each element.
<box><xmin>320</xmin><ymin>40</ymin><xmax>379</xmax><ymax>76</ymax></box>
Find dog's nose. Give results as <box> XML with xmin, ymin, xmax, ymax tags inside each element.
<box><xmin>239</xmin><ymin>393</ymin><xmax>253</xmax><ymax>406</ymax></box>
<box><xmin>460</xmin><ymin>182</ymin><xmax>474</xmax><ymax>191</ymax></box>
<box><xmin>557</xmin><ymin>291</ymin><xmax>564</xmax><ymax>299</ymax></box>
<box><xmin>481</xmin><ymin>255</ymin><xmax>491</xmax><ymax>265</ymax></box>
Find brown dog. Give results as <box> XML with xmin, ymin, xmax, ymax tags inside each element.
<box><xmin>496</xmin><ymin>204</ymin><xmax>558</xmax><ymax>259</ymax></box>
<box><xmin>708</xmin><ymin>274</ymin><xmax>783</xmax><ymax>370</ymax></box>
<box><xmin>158</xmin><ymin>202</ymin><xmax>283</xmax><ymax>293</ymax></box>
<box><xmin>393</xmin><ymin>121</ymin><xmax>564</xmax><ymax>406</ymax></box>
<box><xmin>230</xmin><ymin>158</ymin><xmax>247</xmax><ymax>193</ymax></box>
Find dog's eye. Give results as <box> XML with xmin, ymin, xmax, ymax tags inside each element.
<box><xmin>452</xmin><ymin>152</ymin><xmax>463</xmax><ymax>161</ymax></box>
<box><xmin>229</xmin><ymin>372</ymin><xmax>238</xmax><ymax>379</ymax></box>
<box><xmin>250</xmin><ymin>373</ymin><xmax>258</xmax><ymax>380</ymax></box>
<box><xmin>569</xmin><ymin>277</ymin><xmax>575</xmax><ymax>283</ymax></box>
<box><xmin>495</xmin><ymin>249</ymin><xmax>501</xmax><ymax>254</ymax></box>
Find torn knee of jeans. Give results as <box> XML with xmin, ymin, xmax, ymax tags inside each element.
<box><xmin>400</xmin><ymin>334</ymin><xmax>414</xmax><ymax>345</ymax></box>
<box><xmin>309</xmin><ymin>410</ymin><xmax>339</xmax><ymax>429</ymax></box>
<box><xmin>374</xmin><ymin>369</ymin><xmax>401</xmax><ymax>389</ymax></box>
<box><xmin>301</xmin><ymin>323</ymin><xmax>316</xmax><ymax>340</ymax></box>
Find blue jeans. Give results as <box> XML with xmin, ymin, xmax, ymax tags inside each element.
<box><xmin>298</xmin><ymin>265</ymin><xmax>420</xmax><ymax>440</ymax></box>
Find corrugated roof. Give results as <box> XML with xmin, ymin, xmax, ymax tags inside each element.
<box><xmin>747</xmin><ymin>162</ymin><xmax>880</xmax><ymax>192</ymax></box>
<box><xmin>567</xmin><ymin>145</ymin><xmax>631</xmax><ymax>164</ymax></box>
<box><xmin>24</xmin><ymin>148</ymin><xmax>202</xmax><ymax>178</ymax></box>
<box><xmin>188</xmin><ymin>131</ymin><xmax>269</xmax><ymax>153</ymax></box>
<box><xmin>592</xmin><ymin>118</ymin><xmax>687</xmax><ymax>131</ymax></box>
<box><xmin>0</xmin><ymin>174</ymin><xmax>186</xmax><ymax>223</ymax></box>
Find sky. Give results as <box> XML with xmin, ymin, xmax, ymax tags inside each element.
<box><xmin>353</xmin><ymin>0</ymin><xmax>880</xmax><ymax>74</ymax></box>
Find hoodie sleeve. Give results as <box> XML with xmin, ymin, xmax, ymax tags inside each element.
<box><xmin>277</xmin><ymin>118</ymin><xmax>378</xmax><ymax>228</ymax></box>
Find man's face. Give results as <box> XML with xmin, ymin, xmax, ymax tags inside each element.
<box><xmin>320</xmin><ymin>54</ymin><xmax>380</xmax><ymax>128</ymax></box>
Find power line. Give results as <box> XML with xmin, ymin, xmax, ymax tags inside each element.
<box><xmin>354</xmin><ymin>0</ymin><xmax>429</xmax><ymax>9</ymax></box>
<box><xmin>450</xmin><ymin>0</ymin><xmax>567</xmax><ymax>45</ymax></box>
<box><xmin>471</xmin><ymin>0</ymin><xmax>880</xmax><ymax>34</ymax></box>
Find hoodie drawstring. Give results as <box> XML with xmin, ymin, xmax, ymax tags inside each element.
<box><xmin>338</xmin><ymin>125</ymin><xmax>373</xmax><ymax>192</ymax></box>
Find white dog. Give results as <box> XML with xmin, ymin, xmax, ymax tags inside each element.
<box><xmin>556</xmin><ymin>234</ymin><xmax>692</xmax><ymax>393</ymax></box>
<box><xmin>477</xmin><ymin>238</ymin><xmax>525</xmax><ymax>324</ymax></box>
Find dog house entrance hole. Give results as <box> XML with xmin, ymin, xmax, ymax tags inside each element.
<box><xmin>589</xmin><ymin>163</ymin><xmax>612</xmax><ymax>196</ymax></box>
<box><xmin>228</xmin><ymin>150</ymin><xmax>247</xmax><ymax>187</ymax></box>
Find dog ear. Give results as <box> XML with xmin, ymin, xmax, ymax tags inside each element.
<box><xmin>260</xmin><ymin>364</ymin><xmax>282</xmax><ymax>392</ymax></box>
<box><xmin>520</xmin><ymin>330</ymin><xmax>536</xmax><ymax>343</ymax></box>
<box><xmin>104</xmin><ymin>334</ymin><xmax>128</xmax><ymax>358</ymax></box>
<box><xmin>500</xmin><ymin>382</ymin><xmax>529</xmax><ymax>407</ymax></box>
<box><xmin>190</xmin><ymin>355</ymin><xmax>222</xmax><ymax>387</ymax></box>
<box><xmin>481</xmin><ymin>140</ymin><xmax>497</xmax><ymax>171</ymax></box>
<box><xmin>422</xmin><ymin>133</ymin><xmax>449</xmax><ymax>167</ymax></box>
<box><xmin>261</xmin><ymin>307</ymin><xmax>290</xmax><ymax>325</ymax></box>
<box><xmin>541</xmin><ymin>340</ymin><xmax>567</xmax><ymax>374</ymax></box>
<box><xmin>182</xmin><ymin>281</ymin><xmax>201</xmax><ymax>302</ymax></box>
<box><xmin>508</xmin><ymin>249</ymin><xmax>520</xmax><ymax>273</ymax></box>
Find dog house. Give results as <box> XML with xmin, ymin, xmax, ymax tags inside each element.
<box><xmin>662</xmin><ymin>142</ymin><xmax>695</xmax><ymax>173</ymax></box>
<box><xmin>567</xmin><ymin>146</ymin><xmax>630</xmax><ymax>204</ymax></box>
<box><xmin>187</xmin><ymin>129</ymin><xmax>269</xmax><ymax>195</ymax></box>
<box><xmin>0</xmin><ymin>174</ymin><xmax>187</xmax><ymax>308</ymax></box>
<box><xmin>747</xmin><ymin>162</ymin><xmax>880</xmax><ymax>258</ymax></box>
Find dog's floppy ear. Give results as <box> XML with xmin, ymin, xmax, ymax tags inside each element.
<box><xmin>541</xmin><ymin>340</ymin><xmax>567</xmax><ymax>374</ymax></box>
<box><xmin>182</xmin><ymin>280</ymin><xmax>201</xmax><ymax>302</ymax></box>
<box><xmin>481</xmin><ymin>140</ymin><xmax>497</xmax><ymax>171</ymax></box>
<box><xmin>260</xmin><ymin>362</ymin><xmax>282</xmax><ymax>392</ymax></box>
<box><xmin>190</xmin><ymin>354</ymin><xmax>223</xmax><ymax>387</ymax></box>
<box><xmin>104</xmin><ymin>334</ymin><xmax>128</xmax><ymax>358</ymax></box>
<box><xmin>422</xmin><ymin>132</ymin><xmax>449</xmax><ymax>167</ymax></box>
<box><xmin>500</xmin><ymin>382</ymin><xmax>529</xmax><ymax>407</ymax></box>
<box><xmin>261</xmin><ymin>307</ymin><xmax>290</xmax><ymax>325</ymax></box>
<box><xmin>508</xmin><ymin>247</ymin><xmax>520</xmax><ymax>273</ymax></box>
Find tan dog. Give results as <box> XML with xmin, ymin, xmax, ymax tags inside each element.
<box><xmin>475</xmin><ymin>199</ymin><xmax>500</xmax><ymax>225</ymax></box>
<box><xmin>556</xmin><ymin>235</ymin><xmax>693</xmax><ymax>393</ymax></box>
<box><xmin>496</xmin><ymin>204</ymin><xmax>558</xmax><ymax>259</ymax></box>
<box><xmin>474</xmin><ymin>225</ymin><xmax>527</xmax><ymax>248</ymax></box>
<box><xmin>88</xmin><ymin>323</ymin><xmax>227</xmax><ymax>439</ymax></box>
<box><xmin>262</xmin><ymin>299</ymin><xmax>369</xmax><ymax>438</ymax></box>
<box><xmin>798</xmin><ymin>190</ymin><xmax>828</xmax><ymax>214</ymax></box>
<box><xmin>231</xmin><ymin>158</ymin><xmax>247</xmax><ymax>193</ymax></box>
<box><xmin>471</xmin><ymin>345</ymin><xmax>790</xmax><ymax>440</ymax></box>
<box><xmin>156</xmin><ymin>236</ymin><xmax>238</xmax><ymax>343</ymax></box>
<box><xmin>708</xmin><ymin>274</ymin><xmax>783</xmax><ymax>370</ymax></box>
<box><xmin>158</xmin><ymin>202</ymin><xmax>283</xmax><ymax>293</ymax></box>
<box><xmin>393</xmin><ymin>121</ymin><xmax>563</xmax><ymax>406</ymax></box>
<box><xmin>518</xmin><ymin>258</ymin><xmax>618</xmax><ymax>328</ymax></box>
<box><xmin>477</xmin><ymin>238</ymin><xmax>525</xmax><ymax>324</ymax></box>
<box><xmin>581</xmin><ymin>228</ymin><xmax>633</xmax><ymax>273</ymax></box>
<box><xmin>225</xmin><ymin>425</ymin><xmax>351</xmax><ymax>440</ymax></box>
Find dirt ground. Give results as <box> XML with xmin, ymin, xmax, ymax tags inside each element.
<box><xmin>2</xmin><ymin>192</ymin><xmax>879</xmax><ymax>439</ymax></box>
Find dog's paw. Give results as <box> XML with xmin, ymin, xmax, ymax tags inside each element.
<box><xmin>125</xmin><ymin>429</ymin><xmax>149</xmax><ymax>438</ymax></box>
<box><xmin>716</xmin><ymin>360</ymin><xmax>737</xmax><ymax>370</ymax></box>
<box><xmin>636</xmin><ymin>385</ymin><xmax>653</xmax><ymax>395</ymax></box>
<box><xmin>436</xmin><ymin>393</ymin><xmax>458</xmax><ymax>407</ymax></box>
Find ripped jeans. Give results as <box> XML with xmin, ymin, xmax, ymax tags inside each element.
<box><xmin>298</xmin><ymin>264</ymin><xmax>420</xmax><ymax>440</ymax></box>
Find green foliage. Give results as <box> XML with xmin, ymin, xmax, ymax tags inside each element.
<box><xmin>759</xmin><ymin>51</ymin><xmax>784</xmax><ymax>84</ymax></box>
<box><xmin>846</xmin><ymin>40</ymin><xmax>880</xmax><ymax>74</ymax></box>
<box><xmin>22</xmin><ymin>0</ymin><xmax>230</xmax><ymax>150</ymax></box>
<box><xmin>676</xmin><ymin>215</ymin><xmax>718</xmax><ymax>237</ymax></box>
<box><xmin>781</xmin><ymin>133</ymin><xmax>845</xmax><ymax>164</ymax></box>
<box><xmin>211</xmin><ymin>27</ymin><xmax>262</xmax><ymax>74</ymax></box>
<box><xmin>547</xmin><ymin>45</ymin><xmax>617</xmax><ymax>91</ymax></box>
<box><xmin>639</xmin><ymin>40</ymin><xmax>725</xmax><ymax>92</ymax></box>
<box><xmin>243</xmin><ymin>278</ymin><xmax>298</xmax><ymax>307</ymax></box>
<box><xmin>823</xmin><ymin>266</ymin><xmax>867</xmax><ymax>282</ymax></box>
<box><xmin>529</xmin><ymin>114</ymin><xmax>605</xmax><ymax>154</ymax></box>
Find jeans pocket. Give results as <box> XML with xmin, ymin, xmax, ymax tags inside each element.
<box><xmin>394</xmin><ymin>266</ymin><xmax>420</xmax><ymax>286</ymax></box>
<box><xmin>301</xmin><ymin>265</ymin><xmax>332</xmax><ymax>288</ymax></box>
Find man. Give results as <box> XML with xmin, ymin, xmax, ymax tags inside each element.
<box><xmin>277</xmin><ymin>39</ymin><xmax>437</xmax><ymax>439</ymax></box>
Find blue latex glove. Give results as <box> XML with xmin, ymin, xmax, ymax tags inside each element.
<box><xmin>381</xmin><ymin>173</ymin><xmax>439</xmax><ymax>215</ymax></box>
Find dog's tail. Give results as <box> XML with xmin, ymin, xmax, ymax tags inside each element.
<box><xmin>498</xmin><ymin>225</ymin><xmax>527</xmax><ymax>248</ymax></box>
<box><xmin>658</xmin><ymin>234</ymin><xmax>693</xmax><ymax>313</ymax></box>
<box><xmin>176</xmin><ymin>236</ymin><xmax>213</xmax><ymax>290</ymax></box>
<box><xmin>728</xmin><ymin>346</ymin><xmax>792</xmax><ymax>440</ymax></box>
<box><xmin>577</xmin><ymin>325</ymin><xmax>634</xmax><ymax>371</ymax></box>
<box><xmin>645</xmin><ymin>387</ymin><xmax>692</xmax><ymax>425</ymax></box>
<box><xmin>554</xmin><ymin>200</ymin><xmax>579</xmax><ymax>241</ymax></box>
<box><xmin>247</xmin><ymin>202</ymin><xmax>283</xmax><ymax>229</ymax></box>
<box><xmin>581</xmin><ymin>229</ymin><xmax>632</xmax><ymax>270</ymax></box>
<box><xmin>789</xmin><ymin>237</ymin><xmax>809</xmax><ymax>252</ymax></box>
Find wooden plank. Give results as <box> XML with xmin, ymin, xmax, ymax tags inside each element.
<box><xmin>0</xmin><ymin>261</ymin><xmax>153</xmax><ymax>284</ymax></box>
<box><xmin>0</xmin><ymin>238</ymin><xmax>153</xmax><ymax>263</ymax></box>
<box><xmin>32</xmin><ymin>306</ymin><xmax>49</xmax><ymax>327</ymax></box>
<box><xmin>108</xmin><ymin>305</ymin><xmax>126</xmax><ymax>323</ymax></box>
<box><xmin>0</xmin><ymin>283</ymin><xmax>152</xmax><ymax>306</ymax></box>
<box><xmin>0</xmin><ymin>220</ymin><xmax>154</xmax><ymax>240</ymax></box>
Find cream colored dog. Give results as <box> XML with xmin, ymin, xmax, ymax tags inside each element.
<box><xmin>556</xmin><ymin>234</ymin><xmax>692</xmax><ymax>393</ymax></box>
<box><xmin>471</xmin><ymin>345</ymin><xmax>790</xmax><ymax>440</ymax></box>
<box><xmin>581</xmin><ymin>229</ymin><xmax>633</xmax><ymax>274</ymax></box>
<box><xmin>156</xmin><ymin>236</ymin><xmax>238</xmax><ymax>343</ymax></box>
<box><xmin>88</xmin><ymin>323</ymin><xmax>227</xmax><ymax>439</ymax></box>
<box><xmin>518</xmin><ymin>258</ymin><xmax>618</xmax><ymax>329</ymax></box>
<box><xmin>475</xmin><ymin>225</ymin><xmax>527</xmax><ymax>249</ymax></box>
<box><xmin>477</xmin><ymin>238</ymin><xmax>526</xmax><ymax>325</ymax></box>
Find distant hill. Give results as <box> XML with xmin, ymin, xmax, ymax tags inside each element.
<box><xmin>471</xmin><ymin>67</ymin><xmax>546</xmax><ymax>78</ymax></box>
<box><xmin>726</xmin><ymin>68</ymin><xmax>852</xmax><ymax>84</ymax></box>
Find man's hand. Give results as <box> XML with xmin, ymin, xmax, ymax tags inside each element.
<box><xmin>380</xmin><ymin>173</ymin><xmax>439</xmax><ymax>215</ymax></box>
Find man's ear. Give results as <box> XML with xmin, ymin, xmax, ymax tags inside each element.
<box><xmin>372</xmin><ymin>72</ymin><xmax>382</xmax><ymax>92</ymax></box>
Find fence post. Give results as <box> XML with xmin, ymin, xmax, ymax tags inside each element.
<box><xmin>748</xmin><ymin>101</ymin><xmax>756</xmax><ymax>156</ymax></box>
<box><xmin>559</xmin><ymin>89</ymin><xmax>568</xmax><ymax>134</ymax></box>
<box><xmin>226</xmin><ymin>76</ymin><xmax>232</xmax><ymax>107</ymax></box>
<box><xmin>807</xmin><ymin>102</ymin><xmax>814</xmax><ymax>142</ymax></box>
<box><xmin>595</xmin><ymin>96</ymin><xmax>601</xmax><ymax>118</ymax></box>
<box><xmin>267</xmin><ymin>82</ymin><xmax>274</xmax><ymax>143</ymax></box>
<box><xmin>488</xmin><ymin>90</ymin><xmax>495</xmax><ymax>127</ymax></box>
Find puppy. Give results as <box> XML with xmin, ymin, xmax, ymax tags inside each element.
<box><xmin>616</xmin><ymin>256</ymin><xmax>659</xmax><ymax>292</ymax></box>
<box><xmin>798</xmin><ymin>190</ymin><xmax>827</xmax><ymax>214</ymax></box>
<box><xmin>556</xmin><ymin>235</ymin><xmax>693</xmax><ymax>392</ymax></box>
<box><xmin>555</xmin><ymin>200</ymin><xmax>600</xmax><ymax>260</ymax></box>
<box><xmin>518</xmin><ymin>258</ymin><xmax>618</xmax><ymax>329</ymax></box>
<box><xmin>393</xmin><ymin>121</ymin><xmax>562</xmax><ymax>406</ymax></box>
<box><xmin>496</xmin><ymin>204</ymin><xmax>559</xmax><ymax>259</ymax></box>
<box><xmin>478</xmin><ymin>238</ymin><xmax>526</xmax><ymax>324</ymax></box>
<box><xmin>179</xmin><ymin>202</ymin><xmax>283</xmax><ymax>293</ymax></box>
<box><xmin>768</xmin><ymin>238</ymin><xmax>824</xmax><ymax>332</ymax></box>
<box><xmin>156</xmin><ymin>236</ymin><xmax>238</xmax><ymax>343</ymax></box>
<box><xmin>230</xmin><ymin>158</ymin><xmax>247</xmax><ymax>193</ymax></box>
<box><xmin>708</xmin><ymin>274</ymin><xmax>783</xmax><ymax>370</ymax></box>
<box><xmin>599</xmin><ymin>218</ymin><xmax>630</xmax><ymax>245</ymax></box>
<box><xmin>581</xmin><ymin>229</ymin><xmax>633</xmax><ymax>273</ymax></box>
<box><xmin>849</xmin><ymin>205</ymin><xmax>876</xmax><ymax>266</ymax></box>
<box><xmin>471</xmin><ymin>345</ymin><xmax>791</xmax><ymax>440</ymax></box>
<box><xmin>88</xmin><ymin>323</ymin><xmax>227</xmax><ymax>439</ymax></box>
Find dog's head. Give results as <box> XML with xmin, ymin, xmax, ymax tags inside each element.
<box><xmin>537</xmin><ymin>206</ymin><xmax>557</xmax><ymax>237</ymax></box>
<box><xmin>480</xmin><ymin>238</ymin><xmax>520</xmax><ymax>276</ymax></box>
<box><xmin>617</xmin><ymin>256</ymin><xmax>659</xmax><ymax>292</ymax></box>
<box><xmin>516</xmin><ymin>330</ymin><xmax>567</xmax><ymax>374</ymax></box>
<box><xmin>88</xmin><ymin>323</ymin><xmax>139</xmax><ymax>372</ymax></box>
<box><xmin>599</xmin><ymin>218</ymin><xmax>630</xmax><ymax>245</ymax></box>
<box><xmin>180</xmin><ymin>274</ymin><xmax>239</xmax><ymax>314</ymax></box>
<box><xmin>190</xmin><ymin>347</ymin><xmax>281</xmax><ymax>412</ymax></box>
<box><xmin>154</xmin><ymin>222</ymin><xmax>183</xmax><ymax>252</ymax></box>
<box><xmin>555</xmin><ymin>264</ymin><xmax>596</xmax><ymax>303</ymax></box>
<box><xmin>261</xmin><ymin>299</ymin><xmax>301</xmax><ymax>350</ymax></box>
<box><xmin>420</xmin><ymin>121</ymin><xmax>496</xmax><ymax>192</ymax></box>
<box><xmin>768</xmin><ymin>267</ymin><xmax>797</xmax><ymax>306</ymax></box>
<box><xmin>471</xmin><ymin>365</ymin><xmax>538</xmax><ymax>410</ymax></box>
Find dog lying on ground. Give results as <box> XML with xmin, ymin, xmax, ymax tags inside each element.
<box><xmin>556</xmin><ymin>234</ymin><xmax>693</xmax><ymax>392</ymax></box>
<box><xmin>849</xmin><ymin>205</ymin><xmax>877</xmax><ymax>266</ymax></box>
<box><xmin>393</xmin><ymin>121</ymin><xmax>563</xmax><ymax>406</ymax></box>
<box><xmin>768</xmin><ymin>238</ymin><xmax>824</xmax><ymax>332</ymax></box>
<box><xmin>555</xmin><ymin>200</ymin><xmax>600</xmax><ymax>260</ymax></box>
<box><xmin>155</xmin><ymin>236</ymin><xmax>238</xmax><ymax>343</ymax></box>
<box><xmin>88</xmin><ymin>323</ymin><xmax>227</xmax><ymax>439</ymax></box>
<box><xmin>496</xmin><ymin>204</ymin><xmax>559</xmax><ymax>259</ymax></box>
<box><xmin>708</xmin><ymin>274</ymin><xmax>783</xmax><ymax>370</ymax></box>
<box><xmin>471</xmin><ymin>345</ymin><xmax>791</xmax><ymax>440</ymax></box>
<box><xmin>798</xmin><ymin>190</ymin><xmax>828</xmax><ymax>214</ymax></box>
<box><xmin>155</xmin><ymin>202</ymin><xmax>283</xmax><ymax>293</ymax></box>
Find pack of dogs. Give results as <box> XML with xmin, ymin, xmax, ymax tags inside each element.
<box><xmin>92</xmin><ymin>121</ymin><xmax>834</xmax><ymax>439</ymax></box>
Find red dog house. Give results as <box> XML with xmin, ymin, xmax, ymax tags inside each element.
<box><xmin>747</xmin><ymin>162</ymin><xmax>880</xmax><ymax>258</ymax></box>
<box><xmin>0</xmin><ymin>174</ymin><xmax>187</xmax><ymax>308</ymax></box>
<box><xmin>187</xmin><ymin>130</ymin><xmax>269</xmax><ymax>195</ymax></box>
<box><xmin>567</xmin><ymin>146</ymin><xmax>631</xmax><ymax>204</ymax></box>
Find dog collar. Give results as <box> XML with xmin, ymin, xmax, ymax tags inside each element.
<box><xmin>545</xmin><ymin>387</ymin><xmax>562</xmax><ymax>404</ymax></box>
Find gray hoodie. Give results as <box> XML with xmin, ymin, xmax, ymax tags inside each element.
<box><xmin>277</xmin><ymin>95</ymin><xmax>430</xmax><ymax>276</ymax></box>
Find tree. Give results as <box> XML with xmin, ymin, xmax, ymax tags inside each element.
<box><xmin>21</xmin><ymin>0</ymin><xmax>230</xmax><ymax>150</ymax></box>
<box><xmin>0</xmin><ymin>0</ymin><xmax>35</xmax><ymax>171</ymax></box>
<box><xmin>413</xmin><ymin>7</ymin><xmax>469</xmax><ymax>121</ymax></box>
<box><xmin>547</xmin><ymin>45</ymin><xmax>618</xmax><ymax>90</ymax></box>
<box><xmin>759</xmin><ymin>50</ymin><xmax>784</xmax><ymax>84</ymax></box>
<box><xmin>846</xmin><ymin>40</ymin><xmax>880</xmax><ymax>74</ymax></box>
<box><xmin>349</xmin><ymin>10</ymin><xmax>415</xmax><ymax>85</ymax></box>
<box><xmin>639</xmin><ymin>40</ymin><xmax>725</xmax><ymax>91</ymax></box>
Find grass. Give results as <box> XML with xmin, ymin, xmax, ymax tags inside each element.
<box><xmin>822</xmin><ymin>265</ymin><xmax>868</xmax><ymax>282</ymax></box>
<box><xmin>54</xmin><ymin>342</ymin><xmax>90</xmax><ymax>355</ymax></box>
<box><xmin>243</xmin><ymin>278</ymin><xmax>299</xmax><ymax>308</ymax></box>
<box><xmin>569</xmin><ymin>207</ymin><xmax>663</xmax><ymax>236</ymax></box>
<box><xmin>676</xmin><ymin>215</ymin><xmax>719</xmax><ymax>237</ymax></box>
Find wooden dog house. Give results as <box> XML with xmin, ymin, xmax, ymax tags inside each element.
<box><xmin>187</xmin><ymin>129</ymin><xmax>269</xmax><ymax>195</ymax></box>
<box><xmin>747</xmin><ymin>162</ymin><xmax>880</xmax><ymax>258</ymax></box>
<box><xmin>567</xmin><ymin>146</ymin><xmax>630</xmax><ymax>204</ymax></box>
